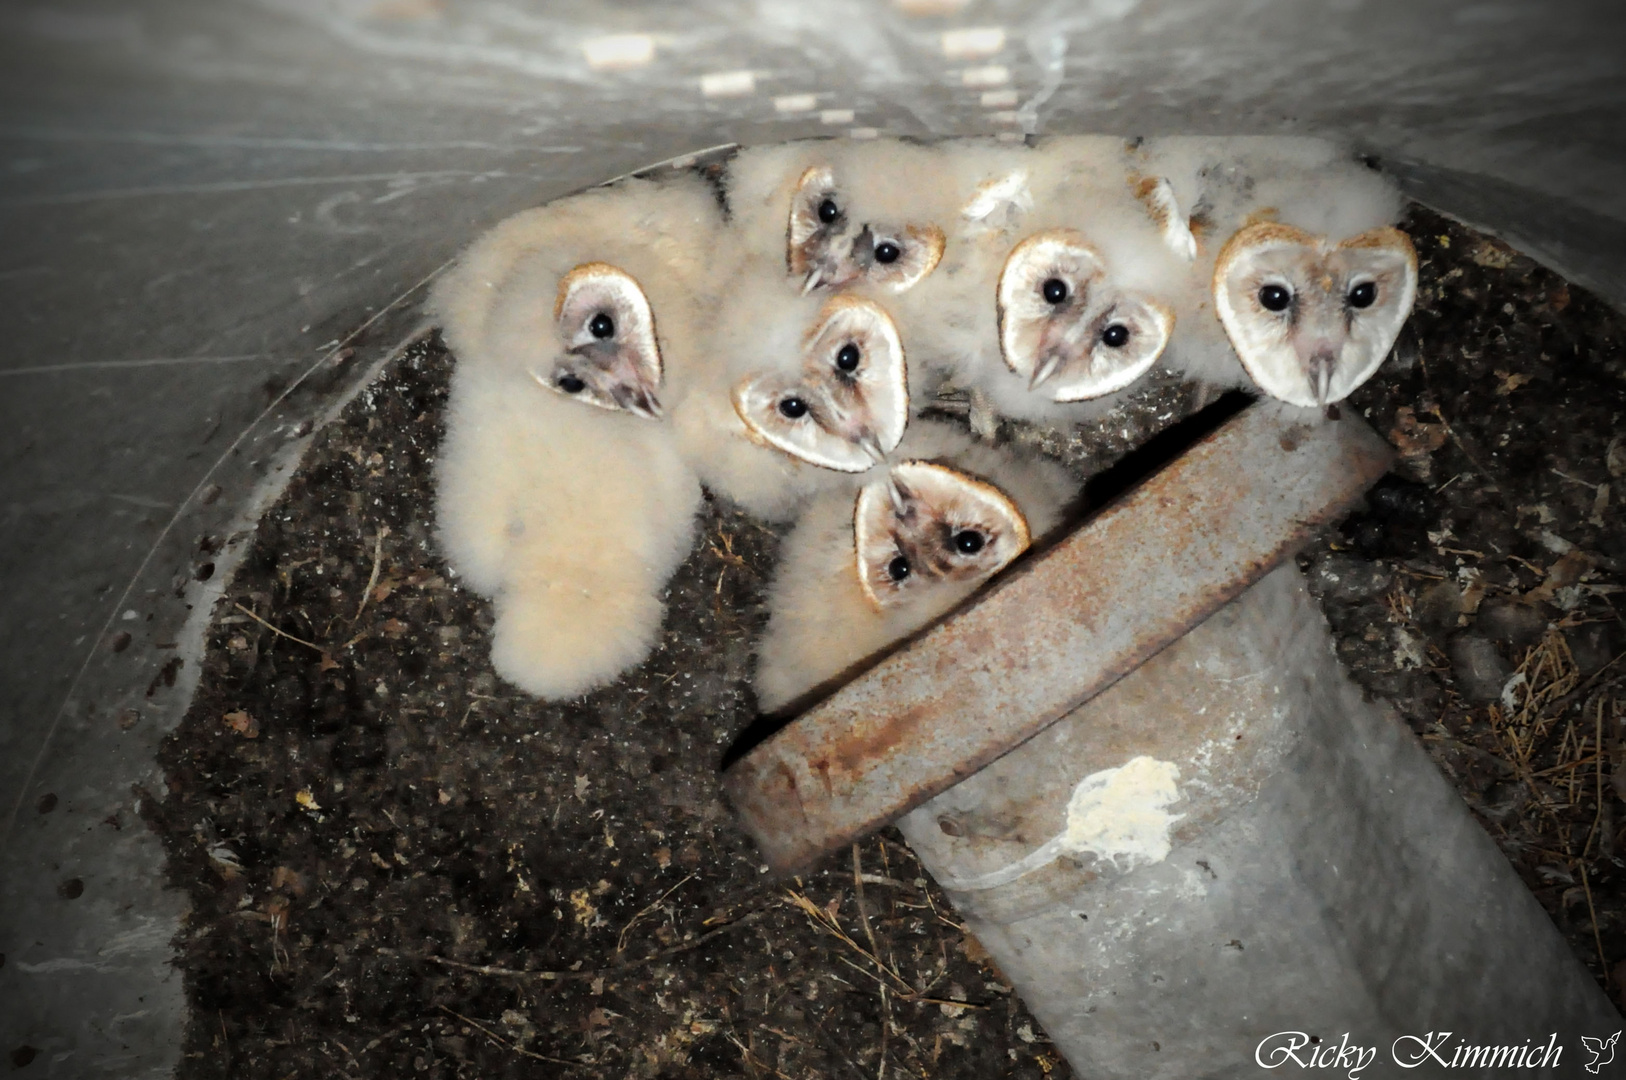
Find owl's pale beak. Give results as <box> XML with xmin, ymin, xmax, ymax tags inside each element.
<box><xmin>612</xmin><ymin>383</ymin><xmax>663</xmax><ymax>420</ymax></box>
<box><xmin>801</xmin><ymin>268</ymin><xmax>824</xmax><ymax>295</ymax></box>
<box><xmin>887</xmin><ymin>475</ymin><xmax>914</xmax><ymax>517</ymax></box>
<box><xmin>1304</xmin><ymin>345</ymin><xmax>1337</xmax><ymax>408</ymax></box>
<box><xmin>1028</xmin><ymin>350</ymin><xmax>1063</xmax><ymax>390</ymax></box>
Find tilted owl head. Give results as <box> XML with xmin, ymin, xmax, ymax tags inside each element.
<box><xmin>996</xmin><ymin>229</ymin><xmax>1175</xmax><ymax>402</ymax></box>
<box><xmin>731</xmin><ymin>293</ymin><xmax>910</xmax><ymax>472</ymax></box>
<box><xmin>853</xmin><ymin>461</ymin><xmax>1030</xmax><ymax>611</ymax></box>
<box><xmin>787</xmin><ymin>165</ymin><xmax>946</xmax><ymax>296</ymax></box>
<box><xmin>536</xmin><ymin>262</ymin><xmax>666</xmax><ymax>419</ymax></box>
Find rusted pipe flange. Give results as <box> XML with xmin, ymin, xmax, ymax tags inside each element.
<box><xmin>723</xmin><ymin>403</ymin><xmax>1394</xmax><ymax>874</ymax></box>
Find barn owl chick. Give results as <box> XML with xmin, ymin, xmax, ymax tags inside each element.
<box><xmin>431</xmin><ymin>174</ymin><xmax>719</xmax><ymax>699</ymax></box>
<box><xmin>671</xmin><ymin>265</ymin><xmax>910</xmax><ymax>520</ymax></box>
<box><xmin>724</xmin><ymin>139</ymin><xmax>953</xmax><ymax>296</ymax></box>
<box><xmin>1128</xmin><ymin>136</ymin><xmax>1414</xmax><ymax>401</ymax></box>
<box><xmin>753</xmin><ymin>421</ymin><xmax>1079</xmax><ymax>713</ymax></box>
<box><xmin>898</xmin><ymin>136</ymin><xmax>1180</xmax><ymax>425</ymax></box>
<box><xmin>1213</xmin><ymin>221</ymin><xmax>1416</xmax><ymax>407</ymax></box>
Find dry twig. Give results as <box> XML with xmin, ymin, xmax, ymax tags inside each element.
<box><xmin>617</xmin><ymin>872</ymin><xmax>696</xmax><ymax>954</ymax></box>
<box><xmin>232</xmin><ymin>603</ymin><xmax>325</xmax><ymax>654</ymax></box>
<box><xmin>436</xmin><ymin>1005</ymin><xmax>586</xmax><ymax>1066</ymax></box>
<box><xmin>352</xmin><ymin>525</ymin><xmax>390</xmax><ymax>623</ymax></box>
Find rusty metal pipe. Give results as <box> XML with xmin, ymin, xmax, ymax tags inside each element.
<box><xmin>724</xmin><ymin>403</ymin><xmax>1618</xmax><ymax>1075</ymax></box>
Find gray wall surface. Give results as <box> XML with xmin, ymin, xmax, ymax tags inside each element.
<box><xmin>1</xmin><ymin>1</ymin><xmax>1622</xmax><ymax>1074</ymax></box>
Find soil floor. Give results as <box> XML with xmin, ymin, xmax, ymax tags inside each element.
<box><xmin>135</xmin><ymin>204</ymin><xmax>1626</xmax><ymax>1079</ymax></box>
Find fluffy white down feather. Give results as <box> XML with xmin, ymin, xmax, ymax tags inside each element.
<box><xmin>753</xmin><ymin>420</ymin><xmax>1079</xmax><ymax>713</ymax></box>
<box><xmin>430</xmin><ymin>175</ymin><xmax>719</xmax><ymax>699</ymax></box>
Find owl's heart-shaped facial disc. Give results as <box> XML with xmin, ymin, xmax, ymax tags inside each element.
<box><xmin>788</xmin><ymin>165</ymin><xmax>945</xmax><ymax>295</ymax></box>
<box><xmin>540</xmin><ymin>262</ymin><xmax>664</xmax><ymax>419</ymax></box>
<box><xmin>997</xmin><ymin>229</ymin><xmax>1174</xmax><ymax>402</ymax></box>
<box><xmin>853</xmin><ymin>460</ymin><xmax>1030</xmax><ymax>611</ymax></box>
<box><xmin>1214</xmin><ymin>221</ymin><xmax>1418</xmax><ymax>408</ymax></box>
<box><xmin>732</xmin><ymin>294</ymin><xmax>909</xmax><ymax>473</ymax></box>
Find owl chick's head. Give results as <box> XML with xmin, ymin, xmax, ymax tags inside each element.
<box><xmin>732</xmin><ymin>294</ymin><xmax>909</xmax><ymax>472</ymax></box>
<box><xmin>788</xmin><ymin>165</ymin><xmax>945</xmax><ymax>295</ymax></box>
<box><xmin>1213</xmin><ymin>222</ymin><xmax>1417</xmax><ymax>408</ymax></box>
<box><xmin>996</xmin><ymin>229</ymin><xmax>1174</xmax><ymax>402</ymax></box>
<box><xmin>854</xmin><ymin>461</ymin><xmax>1030</xmax><ymax>611</ymax></box>
<box><xmin>535</xmin><ymin>262</ymin><xmax>664</xmax><ymax>419</ymax></box>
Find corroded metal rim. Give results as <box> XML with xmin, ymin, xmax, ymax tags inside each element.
<box><xmin>723</xmin><ymin>402</ymin><xmax>1394</xmax><ymax>874</ymax></box>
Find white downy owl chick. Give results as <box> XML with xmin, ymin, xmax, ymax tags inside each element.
<box><xmin>1130</xmin><ymin>137</ymin><xmax>1417</xmax><ymax>406</ymax></box>
<box><xmin>753</xmin><ymin>420</ymin><xmax>1079</xmax><ymax>713</ymax></box>
<box><xmin>881</xmin><ymin>137</ymin><xmax>1037</xmax><ymax>410</ymax></box>
<box><xmin>723</xmin><ymin>138</ymin><xmax>956</xmax><ymax>297</ymax></box>
<box><xmin>670</xmin><ymin>263</ymin><xmax>911</xmax><ymax>521</ymax></box>
<box><xmin>898</xmin><ymin>135</ymin><xmax>1182</xmax><ymax>426</ymax></box>
<box><xmin>431</xmin><ymin>174</ymin><xmax>719</xmax><ymax>699</ymax></box>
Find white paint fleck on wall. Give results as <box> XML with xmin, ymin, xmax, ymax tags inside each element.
<box><xmin>701</xmin><ymin>70</ymin><xmax>756</xmax><ymax>97</ymax></box>
<box><xmin>581</xmin><ymin>34</ymin><xmax>654</xmax><ymax>71</ymax></box>
<box><xmin>773</xmin><ymin>93</ymin><xmax>818</xmax><ymax>113</ymax></box>
<box><xmin>960</xmin><ymin>64</ymin><xmax>1010</xmax><ymax>87</ymax></box>
<box><xmin>942</xmin><ymin>27</ymin><xmax>1006</xmax><ymax>60</ymax></box>
<box><xmin>893</xmin><ymin>0</ymin><xmax>971</xmax><ymax>15</ymax></box>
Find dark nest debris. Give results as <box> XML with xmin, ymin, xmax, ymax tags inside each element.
<box><xmin>147</xmin><ymin>204</ymin><xmax>1626</xmax><ymax>1079</ymax></box>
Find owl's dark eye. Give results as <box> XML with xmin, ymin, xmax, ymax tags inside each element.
<box><xmin>557</xmin><ymin>374</ymin><xmax>586</xmax><ymax>394</ymax></box>
<box><xmin>589</xmin><ymin>313</ymin><xmax>615</xmax><ymax>339</ymax></box>
<box><xmin>835</xmin><ymin>343</ymin><xmax>861</xmax><ymax>372</ymax></box>
<box><xmin>887</xmin><ymin>555</ymin><xmax>911</xmax><ymax>581</ymax></box>
<box><xmin>818</xmin><ymin>198</ymin><xmax>840</xmax><ymax>224</ymax></box>
<box><xmin>1101</xmin><ymin>323</ymin><xmax>1130</xmax><ymax>348</ymax></box>
<box><xmin>1348</xmin><ymin>281</ymin><xmax>1377</xmax><ymax>309</ymax></box>
<box><xmin>778</xmin><ymin>397</ymin><xmax>809</xmax><ymax>419</ymax></box>
<box><xmin>874</xmin><ymin>241</ymin><xmax>901</xmax><ymax>264</ymax></box>
<box><xmin>1042</xmin><ymin>278</ymin><xmax>1068</xmax><ymax>305</ymax></box>
<box><xmin>1258</xmin><ymin>284</ymin><xmax>1292</xmax><ymax>312</ymax></box>
<box><xmin>953</xmin><ymin>530</ymin><xmax>985</xmax><ymax>554</ymax></box>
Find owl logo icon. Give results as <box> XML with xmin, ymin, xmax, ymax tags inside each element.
<box><xmin>1582</xmin><ymin>1030</ymin><xmax>1620</xmax><ymax>1075</ymax></box>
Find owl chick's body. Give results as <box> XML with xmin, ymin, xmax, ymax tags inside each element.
<box><xmin>753</xmin><ymin>421</ymin><xmax>1079</xmax><ymax>713</ymax></box>
<box><xmin>432</xmin><ymin>175</ymin><xmax>720</xmax><ymax>699</ymax></box>
<box><xmin>670</xmin><ymin>262</ymin><xmax>912</xmax><ymax>521</ymax></box>
<box><xmin>898</xmin><ymin>136</ymin><xmax>1184</xmax><ymax>426</ymax></box>
<box><xmin>1130</xmin><ymin>137</ymin><xmax>1411</xmax><ymax>397</ymax></box>
<box><xmin>724</xmin><ymin>138</ymin><xmax>960</xmax><ymax>298</ymax></box>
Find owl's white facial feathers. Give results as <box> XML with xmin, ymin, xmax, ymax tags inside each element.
<box><xmin>997</xmin><ymin>230</ymin><xmax>1174</xmax><ymax>402</ymax></box>
<box><xmin>787</xmin><ymin>165</ymin><xmax>945</xmax><ymax>294</ymax></box>
<box><xmin>853</xmin><ymin>461</ymin><xmax>1030</xmax><ymax>611</ymax></box>
<box><xmin>542</xmin><ymin>263</ymin><xmax>665</xmax><ymax>418</ymax></box>
<box><xmin>731</xmin><ymin>294</ymin><xmax>908</xmax><ymax>473</ymax></box>
<box><xmin>1214</xmin><ymin>222</ymin><xmax>1417</xmax><ymax>408</ymax></box>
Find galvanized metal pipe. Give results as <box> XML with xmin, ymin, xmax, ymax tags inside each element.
<box><xmin>898</xmin><ymin>564</ymin><xmax>1617</xmax><ymax>1076</ymax></box>
<box><xmin>725</xmin><ymin>403</ymin><xmax>1619</xmax><ymax>1075</ymax></box>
